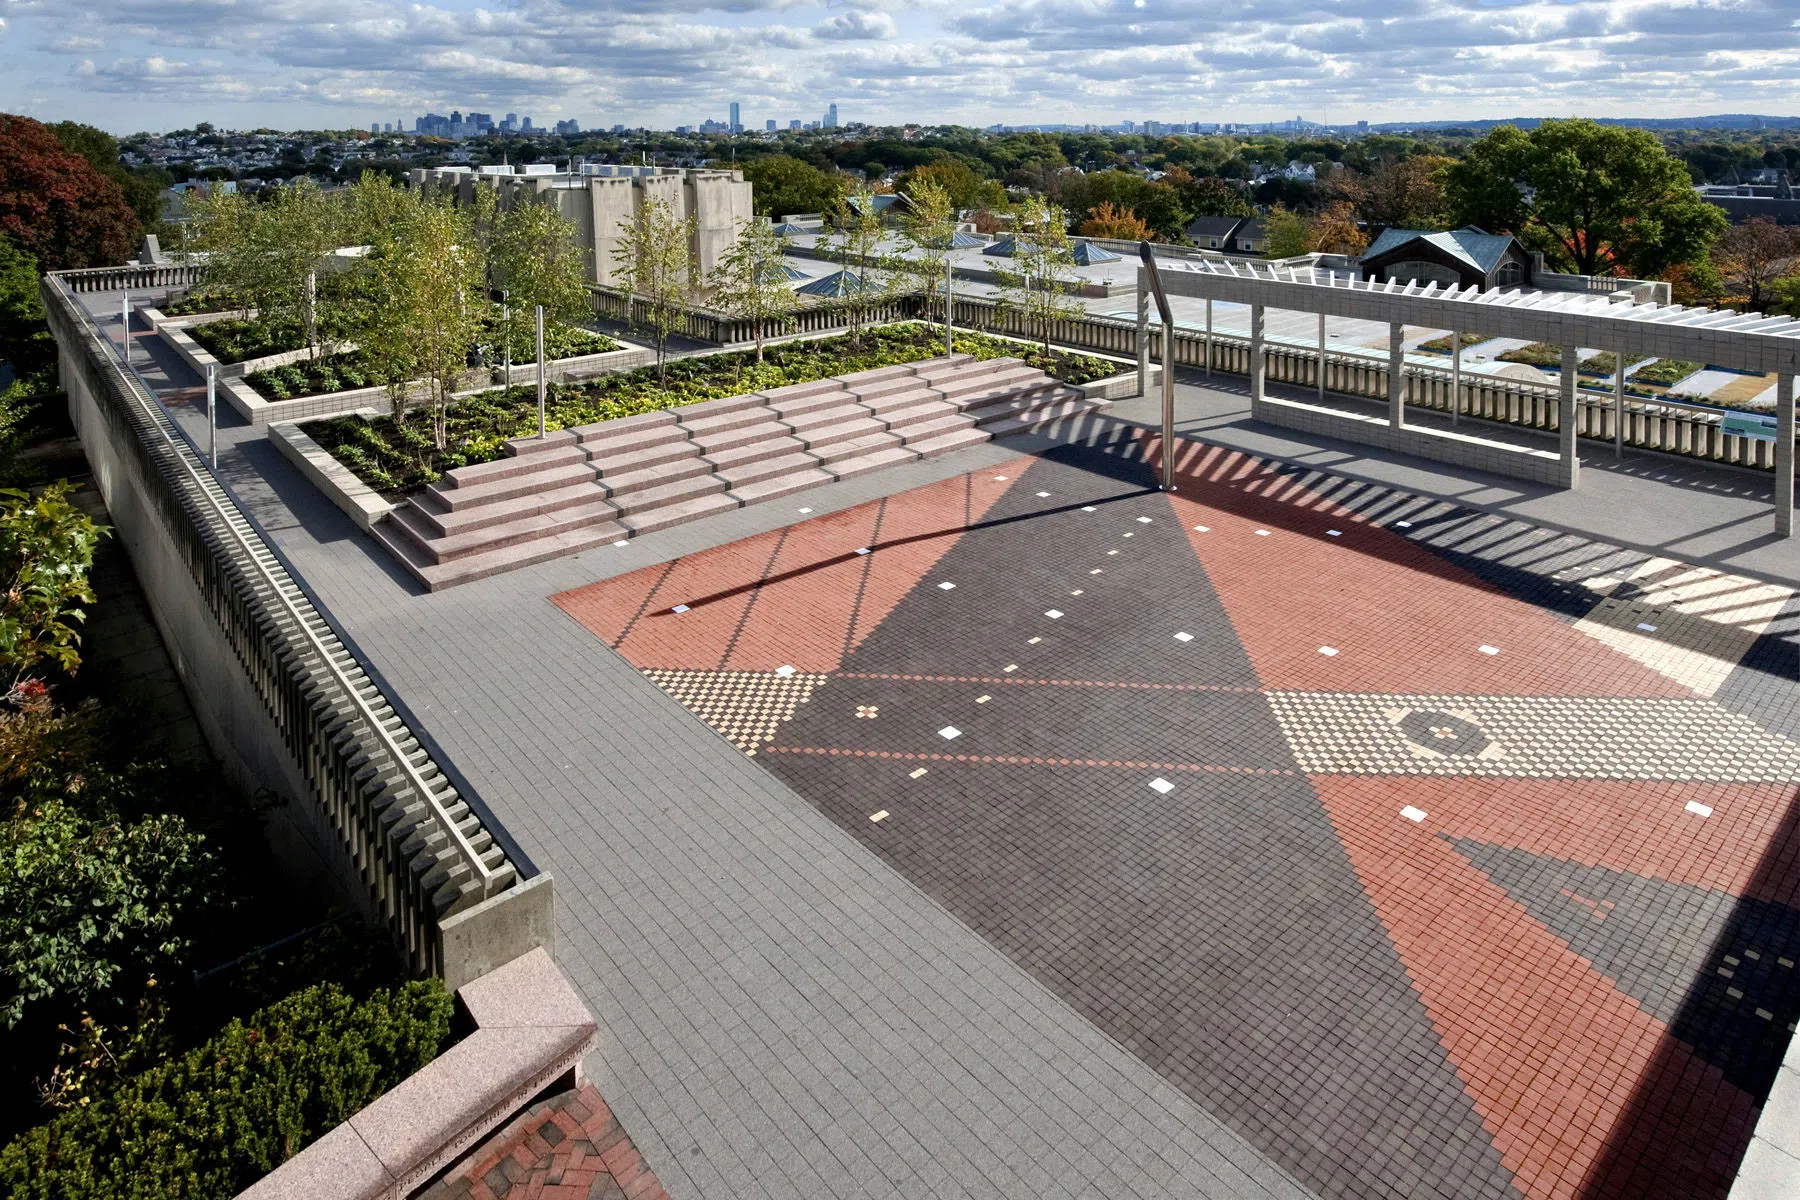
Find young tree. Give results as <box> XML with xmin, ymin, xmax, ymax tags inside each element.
<box><xmin>363</xmin><ymin>198</ymin><xmax>486</xmax><ymax>448</ymax></box>
<box><xmin>0</xmin><ymin>115</ymin><xmax>137</xmax><ymax>272</ymax></box>
<box><xmin>260</xmin><ymin>180</ymin><xmax>348</xmax><ymax>359</ymax></box>
<box><xmin>1445</xmin><ymin>119</ymin><xmax>1728</xmax><ymax>278</ymax></box>
<box><xmin>1712</xmin><ymin>216</ymin><xmax>1800</xmax><ymax>310</ymax></box>
<box><xmin>706</xmin><ymin>217</ymin><xmax>796</xmax><ymax>363</ymax></box>
<box><xmin>611</xmin><ymin>195</ymin><xmax>697</xmax><ymax>384</ymax></box>
<box><xmin>992</xmin><ymin>195</ymin><xmax>1083</xmax><ymax>356</ymax></box>
<box><xmin>183</xmin><ymin>185</ymin><xmax>263</xmax><ymax>315</ymax></box>
<box><xmin>0</xmin><ymin>482</ymin><xmax>105</xmax><ymax>687</ymax></box>
<box><xmin>489</xmin><ymin>195</ymin><xmax>593</xmax><ymax>364</ymax></box>
<box><xmin>1262</xmin><ymin>206</ymin><xmax>1310</xmax><ymax>259</ymax></box>
<box><xmin>1078</xmin><ymin>202</ymin><xmax>1154</xmax><ymax>240</ymax></box>
<box><xmin>830</xmin><ymin>182</ymin><xmax>900</xmax><ymax>349</ymax></box>
<box><xmin>897</xmin><ymin>180</ymin><xmax>958</xmax><ymax>347</ymax></box>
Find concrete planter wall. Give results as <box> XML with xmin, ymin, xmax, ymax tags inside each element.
<box><xmin>270</xmin><ymin>417</ymin><xmax>396</xmax><ymax>530</ymax></box>
<box><xmin>221</xmin><ymin>339</ymin><xmax>652</xmax><ymax>427</ymax></box>
<box><xmin>237</xmin><ymin>947</ymin><xmax>595</xmax><ymax>1200</ymax></box>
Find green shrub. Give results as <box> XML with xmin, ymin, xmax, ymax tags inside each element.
<box><xmin>0</xmin><ymin>978</ymin><xmax>453</xmax><ymax>1199</ymax></box>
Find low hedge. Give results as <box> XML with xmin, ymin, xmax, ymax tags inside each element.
<box><xmin>303</xmin><ymin>322</ymin><xmax>1120</xmax><ymax>498</ymax></box>
<box><xmin>0</xmin><ymin>978</ymin><xmax>453</xmax><ymax>1200</ymax></box>
<box><xmin>188</xmin><ymin>316</ymin><xmax>319</xmax><ymax>365</ymax></box>
<box><xmin>159</xmin><ymin>291</ymin><xmax>245</xmax><ymax>318</ymax></box>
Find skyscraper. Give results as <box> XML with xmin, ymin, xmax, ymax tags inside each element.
<box><xmin>825</xmin><ymin>103</ymin><xmax>838</xmax><ymax>128</ymax></box>
<box><xmin>765</xmin><ymin>119</ymin><xmax>776</xmax><ymax>132</ymax></box>
<box><xmin>729</xmin><ymin>101</ymin><xmax>741</xmax><ymax>132</ymax></box>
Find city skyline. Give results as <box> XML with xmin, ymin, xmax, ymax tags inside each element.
<box><xmin>1</xmin><ymin>0</ymin><xmax>1797</xmax><ymax>135</ymax></box>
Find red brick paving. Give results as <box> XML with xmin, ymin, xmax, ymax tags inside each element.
<box><xmin>552</xmin><ymin>437</ymin><xmax>1800</xmax><ymax>1200</ymax></box>
<box><xmin>417</xmin><ymin>1083</ymin><xmax>672</xmax><ymax>1200</ymax></box>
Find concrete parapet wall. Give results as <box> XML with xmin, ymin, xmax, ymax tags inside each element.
<box><xmin>1256</xmin><ymin>395</ymin><xmax>1572</xmax><ymax>486</ymax></box>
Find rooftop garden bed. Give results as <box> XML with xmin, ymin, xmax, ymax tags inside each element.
<box><xmin>303</xmin><ymin>322</ymin><xmax>1119</xmax><ymax>498</ymax></box>
<box><xmin>160</xmin><ymin>289</ymin><xmax>247</xmax><ymax>317</ymax></box>
<box><xmin>1496</xmin><ymin>342</ymin><xmax>1564</xmax><ymax>369</ymax></box>
<box><xmin>1417</xmin><ymin>331</ymin><xmax>1489</xmax><ymax>355</ymax></box>
<box><xmin>1578</xmin><ymin>351</ymin><xmax>1622</xmax><ymax>377</ymax></box>
<box><xmin>245</xmin><ymin>323</ymin><xmax>619</xmax><ymax>401</ymax></box>
<box><xmin>1628</xmin><ymin>358</ymin><xmax>1703</xmax><ymax>388</ymax></box>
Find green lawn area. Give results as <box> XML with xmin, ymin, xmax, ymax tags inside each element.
<box><xmin>1417</xmin><ymin>331</ymin><xmax>1489</xmax><ymax>354</ymax></box>
<box><xmin>303</xmin><ymin>323</ymin><xmax>1120</xmax><ymax>498</ymax></box>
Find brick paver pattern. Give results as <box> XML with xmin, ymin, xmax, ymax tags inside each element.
<box><xmin>554</xmin><ymin>427</ymin><xmax>1800</xmax><ymax>1200</ymax></box>
<box><xmin>418</xmin><ymin>1083</ymin><xmax>671</xmax><ymax>1200</ymax></box>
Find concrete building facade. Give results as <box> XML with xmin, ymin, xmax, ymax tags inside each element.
<box><xmin>410</xmin><ymin>164</ymin><xmax>753</xmax><ymax>288</ymax></box>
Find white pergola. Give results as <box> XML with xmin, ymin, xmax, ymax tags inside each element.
<box><xmin>1135</xmin><ymin>260</ymin><xmax>1800</xmax><ymax>536</ymax></box>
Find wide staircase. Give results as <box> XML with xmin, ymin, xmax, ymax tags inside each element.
<box><xmin>374</xmin><ymin>354</ymin><xmax>1102</xmax><ymax>589</ymax></box>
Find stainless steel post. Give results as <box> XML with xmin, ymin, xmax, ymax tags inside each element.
<box><xmin>945</xmin><ymin>255</ymin><xmax>953</xmax><ymax>357</ymax></box>
<box><xmin>1162</xmin><ymin>320</ymin><xmax>1176</xmax><ymax>492</ymax></box>
<box><xmin>536</xmin><ymin>305</ymin><xmax>546</xmax><ymax>439</ymax></box>
<box><xmin>206</xmin><ymin>363</ymin><xmax>217</xmax><ymax>469</ymax></box>
<box><xmin>121</xmin><ymin>293</ymin><xmax>131</xmax><ymax>365</ymax></box>
<box><xmin>503</xmin><ymin>297</ymin><xmax>511</xmax><ymax>383</ymax></box>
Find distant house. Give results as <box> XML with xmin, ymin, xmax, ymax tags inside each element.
<box><xmin>1358</xmin><ymin>226</ymin><xmax>1532</xmax><ymax>291</ymax></box>
<box><xmin>1185</xmin><ymin>216</ymin><xmax>1243</xmax><ymax>250</ymax></box>
<box><xmin>1233</xmin><ymin>219</ymin><xmax>1269</xmax><ymax>254</ymax></box>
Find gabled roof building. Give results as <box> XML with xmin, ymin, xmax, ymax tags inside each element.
<box><xmin>1359</xmin><ymin>226</ymin><xmax>1532</xmax><ymax>291</ymax></box>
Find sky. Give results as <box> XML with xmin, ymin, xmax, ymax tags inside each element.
<box><xmin>0</xmin><ymin>0</ymin><xmax>1797</xmax><ymax>136</ymax></box>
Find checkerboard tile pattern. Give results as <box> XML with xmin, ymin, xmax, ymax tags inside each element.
<box><xmin>555</xmin><ymin>431</ymin><xmax>1800</xmax><ymax>1200</ymax></box>
<box><xmin>1266</xmin><ymin>691</ymin><xmax>1800</xmax><ymax>781</ymax></box>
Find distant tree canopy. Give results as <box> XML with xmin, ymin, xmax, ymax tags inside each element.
<box><xmin>1057</xmin><ymin>170</ymin><xmax>1187</xmax><ymax>242</ymax></box>
<box><xmin>1445</xmin><ymin>119</ymin><xmax>1727</xmax><ymax>278</ymax></box>
<box><xmin>740</xmin><ymin>155</ymin><xmax>843</xmax><ymax>218</ymax></box>
<box><xmin>0</xmin><ymin>114</ymin><xmax>138</xmax><ymax>272</ymax></box>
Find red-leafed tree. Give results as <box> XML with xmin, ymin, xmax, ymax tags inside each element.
<box><xmin>0</xmin><ymin>113</ymin><xmax>138</xmax><ymax>272</ymax></box>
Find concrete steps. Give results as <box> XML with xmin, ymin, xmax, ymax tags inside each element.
<box><xmin>376</xmin><ymin>353</ymin><xmax>1106</xmax><ymax>589</ymax></box>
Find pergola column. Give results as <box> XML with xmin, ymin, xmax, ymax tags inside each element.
<box><xmin>1778</xmin><ymin>372</ymin><xmax>1796</xmax><ymax>538</ymax></box>
<box><xmin>1317</xmin><ymin>311</ymin><xmax>1327</xmax><ymax>399</ymax></box>
<box><xmin>1387</xmin><ymin>322</ymin><xmax>1404</xmax><ymax>428</ymax></box>
<box><xmin>1250</xmin><ymin>303</ymin><xmax>1266</xmax><ymax>418</ymax></box>
<box><xmin>1204</xmin><ymin>299</ymin><xmax>1214</xmax><ymax>378</ymax></box>
<box><xmin>1450</xmin><ymin>323</ymin><xmax>1462</xmax><ymax>426</ymax></box>
<box><xmin>1136</xmin><ymin>272</ymin><xmax>1150</xmax><ymax>398</ymax></box>
<box><xmin>1560</xmin><ymin>343</ymin><xmax>1581</xmax><ymax>490</ymax></box>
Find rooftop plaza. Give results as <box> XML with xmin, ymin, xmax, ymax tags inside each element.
<box><xmin>39</xmin><ymin>256</ymin><xmax>1800</xmax><ymax>1200</ymax></box>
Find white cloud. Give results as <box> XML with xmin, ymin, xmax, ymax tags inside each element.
<box><xmin>815</xmin><ymin>11</ymin><xmax>898</xmax><ymax>40</ymax></box>
<box><xmin>1</xmin><ymin>0</ymin><xmax>1797</xmax><ymax>130</ymax></box>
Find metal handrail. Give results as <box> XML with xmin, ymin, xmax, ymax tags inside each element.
<box><xmin>57</xmin><ymin>277</ymin><xmax>508</xmax><ymax>898</ymax></box>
